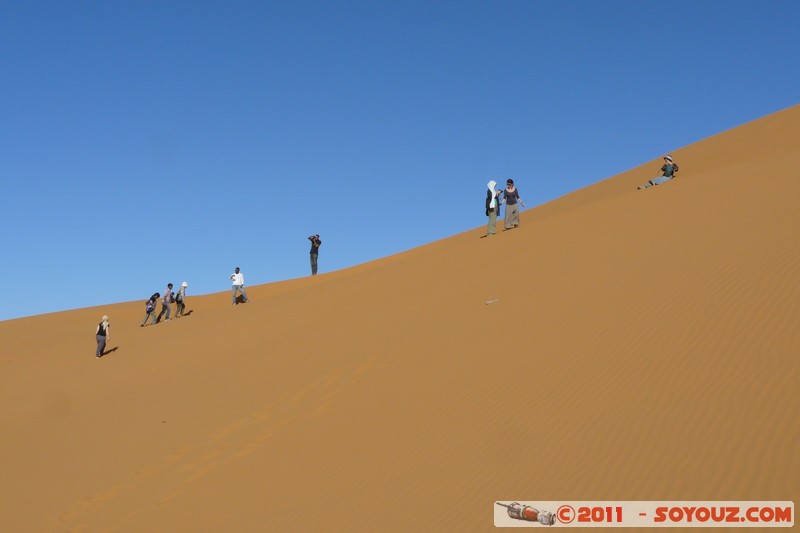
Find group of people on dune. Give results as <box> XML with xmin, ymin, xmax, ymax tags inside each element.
<box><xmin>95</xmin><ymin>281</ymin><xmax>188</xmax><ymax>358</ymax></box>
<box><xmin>484</xmin><ymin>155</ymin><xmax>679</xmax><ymax>236</ymax></box>
<box><xmin>94</xmin><ymin>257</ymin><xmax>318</xmax><ymax>358</ymax></box>
<box><xmin>96</xmin><ymin>159</ymin><xmax>679</xmax><ymax>358</ymax></box>
<box><xmin>484</xmin><ymin>178</ymin><xmax>527</xmax><ymax>236</ymax></box>
<box><xmin>141</xmin><ymin>281</ymin><xmax>190</xmax><ymax>328</ymax></box>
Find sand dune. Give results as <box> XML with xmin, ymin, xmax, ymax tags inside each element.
<box><xmin>1</xmin><ymin>105</ymin><xmax>798</xmax><ymax>531</ymax></box>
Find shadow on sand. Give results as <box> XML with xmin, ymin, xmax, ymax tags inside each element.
<box><xmin>98</xmin><ymin>346</ymin><xmax>119</xmax><ymax>358</ymax></box>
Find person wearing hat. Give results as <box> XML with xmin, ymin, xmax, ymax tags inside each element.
<box><xmin>638</xmin><ymin>155</ymin><xmax>680</xmax><ymax>189</ymax></box>
<box><xmin>502</xmin><ymin>178</ymin><xmax>526</xmax><ymax>230</ymax></box>
<box><xmin>175</xmin><ymin>282</ymin><xmax>188</xmax><ymax>318</ymax></box>
<box><xmin>95</xmin><ymin>315</ymin><xmax>110</xmax><ymax>358</ymax></box>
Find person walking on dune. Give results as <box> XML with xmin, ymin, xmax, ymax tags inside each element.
<box><xmin>308</xmin><ymin>234</ymin><xmax>322</xmax><ymax>275</ymax></box>
<box><xmin>156</xmin><ymin>283</ymin><xmax>174</xmax><ymax>323</ymax></box>
<box><xmin>230</xmin><ymin>267</ymin><xmax>249</xmax><ymax>304</ymax></box>
<box><xmin>141</xmin><ymin>293</ymin><xmax>160</xmax><ymax>326</ymax></box>
<box><xmin>174</xmin><ymin>282</ymin><xmax>188</xmax><ymax>318</ymax></box>
<box><xmin>638</xmin><ymin>155</ymin><xmax>680</xmax><ymax>189</ymax></box>
<box><xmin>485</xmin><ymin>180</ymin><xmax>502</xmax><ymax>236</ymax></box>
<box><xmin>96</xmin><ymin>315</ymin><xmax>110</xmax><ymax>358</ymax></box>
<box><xmin>502</xmin><ymin>179</ymin><xmax>526</xmax><ymax>230</ymax></box>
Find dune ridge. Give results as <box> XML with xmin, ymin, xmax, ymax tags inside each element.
<box><xmin>1</xmin><ymin>104</ymin><xmax>798</xmax><ymax>531</ymax></box>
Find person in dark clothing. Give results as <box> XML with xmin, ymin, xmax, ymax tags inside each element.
<box><xmin>638</xmin><ymin>155</ymin><xmax>680</xmax><ymax>189</ymax></box>
<box><xmin>141</xmin><ymin>293</ymin><xmax>160</xmax><ymax>326</ymax></box>
<box><xmin>96</xmin><ymin>315</ymin><xmax>110</xmax><ymax>358</ymax></box>
<box><xmin>502</xmin><ymin>179</ymin><xmax>526</xmax><ymax>229</ymax></box>
<box><xmin>308</xmin><ymin>234</ymin><xmax>322</xmax><ymax>275</ymax></box>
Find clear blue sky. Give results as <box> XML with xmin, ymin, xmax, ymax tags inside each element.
<box><xmin>1</xmin><ymin>1</ymin><xmax>798</xmax><ymax>321</ymax></box>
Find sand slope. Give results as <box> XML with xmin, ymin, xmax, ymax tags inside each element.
<box><xmin>1</xmin><ymin>105</ymin><xmax>798</xmax><ymax>532</ymax></box>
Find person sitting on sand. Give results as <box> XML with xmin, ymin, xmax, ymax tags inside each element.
<box><xmin>638</xmin><ymin>155</ymin><xmax>680</xmax><ymax>189</ymax></box>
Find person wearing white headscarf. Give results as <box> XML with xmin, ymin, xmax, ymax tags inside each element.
<box><xmin>638</xmin><ymin>155</ymin><xmax>680</xmax><ymax>189</ymax></box>
<box><xmin>96</xmin><ymin>315</ymin><xmax>110</xmax><ymax>358</ymax></box>
<box><xmin>175</xmin><ymin>282</ymin><xmax>188</xmax><ymax>318</ymax></box>
<box><xmin>485</xmin><ymin>180</ymin><xmax>502</xmax><ymax>236</ymax></box>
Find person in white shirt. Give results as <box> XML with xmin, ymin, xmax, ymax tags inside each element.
<box><xmin>230</xmin><ymin>267</ymin><xmax>249</xmax><ymax>304</ymax></box>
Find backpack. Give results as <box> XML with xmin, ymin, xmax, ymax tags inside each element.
<box><xmin>175</xmin><ymin>291</ymin><xmax>184</xmax><ymax>303</ymax></box>
<box><xmin>146</xmin><ymin>300</ymin><xmax>155</xmax><ymax>313</ymax></box>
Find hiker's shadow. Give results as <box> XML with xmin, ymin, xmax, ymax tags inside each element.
<box><xmin>184</xmin><ymin>310</ymin><xmax>194</xmax><ymax>316</ymax></box>
<box><xmin>99</xmin><ymin>347</ymin><xmax>119</xmax><ymax>358</ymax></box>
<box><xmin>234</xmin><ymin>295</ymin><xmax>248</xmax><ymax>305</ymax></box>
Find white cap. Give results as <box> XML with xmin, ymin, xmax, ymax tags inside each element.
<box><xmin>664</xmin><ymin>155</ymin><xmax>673</xmax><ymax>162</ymax></box>
<box><xmin>181</xmin><ymin>282</ymin><xmax>188</xmax><ymax>287</ymax></box>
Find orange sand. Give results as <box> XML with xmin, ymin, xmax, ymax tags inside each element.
<box><xmin>1</xmin><ymin>105</ymin><xmax>798</xmax><ymax>531</ymax></box>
